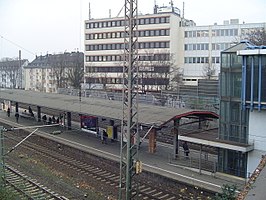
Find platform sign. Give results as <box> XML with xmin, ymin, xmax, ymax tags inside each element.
<box><xmin>80</xmin><ymin>115</ymin><xmax>98</xmax><ymax>134</ymax></box>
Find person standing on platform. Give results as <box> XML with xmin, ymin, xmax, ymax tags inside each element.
<box><xmin>182</xmin><ymin>141</ymin><xmax>190</xmax><ymax>158</ymax></box>
<box><xmin>7</xmin><ymin>107</ymin><xmax>10</xmax><ymax>117</ymax></box>
<box><xmin>102</xmin><ymin>130</ymin><xmax>108</xmax><ymax>144</ymax></box>
<box><xmin>42</xmin><ymin>115</ymin><xmax>47</xmax><ymax>124</ymax></box>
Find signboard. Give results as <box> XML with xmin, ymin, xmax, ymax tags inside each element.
<box><xmin>80</xmin><ymin>115</ymin><xmax>98</xmax><ymax>134</ymax></box>
<box><xmin>106</xmin><ymin>126</ymin><xmax>113</xmax><ymax>139</ymax></box>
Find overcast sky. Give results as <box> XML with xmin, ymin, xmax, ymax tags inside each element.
<box><xmin>0</xmin><ymin>0</ymin><xmax>265</xmax><ymax>61</ymax></box>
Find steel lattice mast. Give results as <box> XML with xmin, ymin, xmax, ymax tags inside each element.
<box><xmin>119</xmin><ymin>0</ymin><xmax>139</xmax><ymax>199</ymax></box>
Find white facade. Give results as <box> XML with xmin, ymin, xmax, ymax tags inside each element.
<box><xmin>25</xmin><ymin>67</ymin><xmax>57</xmax><ymax>93</ymax></box>
<box><xmin>85</xmin><ymin>14</ymin><xmax>265</xmax><ymax>88</ymax></box>
<box><xmin>84</xmin><ymin>11</ymin><xmax>185</xmax><ymax>91</ymax></box>
<box><xmin>0</xmin><ymin>59</ymin><xmax>28</xmax><ymax>89</ymax></box>
<box><xmin>182</xmin><ymin>22</ymin><xmax>266</xmax><ymax>85</ymax></box>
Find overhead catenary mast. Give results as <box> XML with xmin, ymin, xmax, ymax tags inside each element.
<box><xmin>119</xmin><ymin>0</ymin><xmax>139</xmax><ymax>199</ymax></box>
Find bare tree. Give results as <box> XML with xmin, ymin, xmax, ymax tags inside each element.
<box><xmin>66</xmin><ymin>54</ymin><xmax>84</xmax><ymax>89</ymax></box>
<box><xmin>138</xmin><ymin>50</ymin><xmax>183</xmax><ymax>92</ymax></box>
<box><xmin>84</xmin><ymin>63</ymin><xmax>97</xmax><ymax>90</ymax></box>
<box><xmin>202</xmin><ymin>63</ymin><xmax>216</xmax><ymax>80</ymax></box>
<box><xmin>244</xmin><ymin>28</ymin><xmax>266</xmax><ymax>46</ymax></box>
<box><xmin>53</xmin><ymin>54</ymin><xmax>68</xmax><ymax>89</ymax></box>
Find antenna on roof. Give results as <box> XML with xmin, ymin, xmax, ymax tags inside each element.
<box><xmin>89</xmin><ymin>2</ymin><xmax>91</xmax><ymax>19</ymax></box>
<box><xmin>154</xmin><ymin>0</ymin><xmax>158</xmax><ymax>14</ymax></box>
<box><xmin>170</xmin><ymin>0</ymin><xmax>174</xmax><ymax>12</ymax></box>
<box><xmin>109</xmin><ymin>9</ymin><xmax>111</xmax><ymax>18</ymax></box>
<box><xmin>182</xmin><ymin>2</ymin><xmax>185</xmax><ymax>18</ymax></box>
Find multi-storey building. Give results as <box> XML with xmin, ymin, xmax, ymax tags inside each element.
<box><xmin>84</xmin><ymin>4</ymin><xmax>195</xmax><ymax>91</ymax></box>
<box><xmin>84</xmin><ymin>3</ymin><xmax>265</xmax><ymax>90</ymax></box>
<box><xmin>183</xmin><ymin>20</ymin><xmax>266</xmax><ymax>85</ymax></box>
<box><xmin>25</xmin><ymin>52</ymin><xmax>84</xmax><ymax>93</ymax></box>
<box><xmin>218</xmin><ymin>41</ymin><xmax>266</xmax><ymax>178</ymax></box>
<box><xmin>0</xmin><ymin>59</ymin><xmax>28</xmax><ymax>89</ymax></box>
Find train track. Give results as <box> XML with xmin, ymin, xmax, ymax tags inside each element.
<box><xmin>4</xmin><ymin>164</ymin><xmax>67</xmax><ymax>200</ymax></box>
<box><xmin>4</xmin><ymin>130</ymin><xmax>212</xmax><ymax>200</ymax></box>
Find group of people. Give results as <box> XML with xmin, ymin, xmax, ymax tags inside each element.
<box><xmin>6</xmin><ymin>107</ymin><xmax>23</xmax><ymax>123</ymax></box>
<box><xmin>42</xmin><ymin>115</ymin><xmax>60</xmax><ymax>124</ymax></box>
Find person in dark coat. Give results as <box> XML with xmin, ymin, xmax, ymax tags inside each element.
<box><xmin>7</xmin><ymin>108</ymin><xmax>10</xmax><ymax>117</ymax></box>
<box><xmin>52</xmin><ymin>115</ymin><xmax>56</xmax><ymax>124</ymax></box>
<box><xmin>42</xmin><ymin>115</ymin><xmax>47</xmax><ymax>124</ymax></box>
<box><xmin>102</xmin><ymin>130</ymin><xmax>108</xmax><ymax>144</ymax></box>
<box><xmin>48</xmin><ymin>117</ymin><xmax>52</xmax><ymax>124</ymax></box>
<box><xmin>182</xmin><ymin>141</ymin><xmax>190</xmax><ymax>158</ymax></box>
<box><xmin>28</xmin><ymin>106</ymin><xmax>34</xmax><ymax>117</ymax></box>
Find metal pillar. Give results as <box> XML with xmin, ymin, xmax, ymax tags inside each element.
<box><xmin>67</xmin><ymin>112</ymin><xmax>71</xmax><ymax>130</ymax></box>
<box><xmin>173</xmin><ymin>119</ymin><xmax>180</xmax><ymax>157</ymax></box>
<box><xmin>119</xmin><ymin>0</ymin><xmax>138</xmax><ymax>199</ymax></box>
<box><xmin>15</xmin><ymin>102</ymin><xmax>19</xmax><ymax>113</ymax></box>
<box><xmin>37</xmin><ymin>106</ymin><xmax>41</xmax><ymax>122</ymax></box>
<box><xmin>199</xmin><ymin>144</ymin><xmax>202</xmax><ymax>174</ymax></box>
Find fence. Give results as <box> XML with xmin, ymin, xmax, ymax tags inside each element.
<box><xmin>58</xmin><ymin>88</ymin><xmax>219</xmax><ymax>113</ymax></box>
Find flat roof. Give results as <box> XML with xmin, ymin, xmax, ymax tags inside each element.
<box><xmin>179</xmin><ymin>130</ymin><xmax>254</xmax><ymax>152</ymax></box>
<box><xmin>0</xmin><ymin>89</ymin><xmax>217</xmax><ymax>127</ymax></box>
<box><xmin>1</xmin><ymin>89</ymin><xmax>254</xmax><ymax>152</ymax></box>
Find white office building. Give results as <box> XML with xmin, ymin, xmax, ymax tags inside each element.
<box><xmin>182</xmin><ymin>20</ymin><xmax>266</xmax><ymax>85</ymax></box>
<box><xmin>84</xmin><ymin>4</ymin><xmax>266</xmax><ymax>90</ymax></box>
<box><xmin>84</xmin><ymin>4</ymin><xmax>196</xmax><ymax>91</ymax></box>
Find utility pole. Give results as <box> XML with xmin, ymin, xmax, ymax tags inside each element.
<box><xmin>119</xmin><ymin>0</ymin><xmax>139</xmax><ymax>199</ymax></box>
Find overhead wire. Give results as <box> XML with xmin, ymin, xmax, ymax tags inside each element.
<box><xmin>0</xmin><ymin>34</ymin><xmax>35</xmax><ymax>56</ymax></box>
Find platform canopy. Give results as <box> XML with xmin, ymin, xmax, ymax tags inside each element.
<box><xmin>0</xmin><ymin>89</ymin><xmax>218</xmax><ymax>127</ymax></box>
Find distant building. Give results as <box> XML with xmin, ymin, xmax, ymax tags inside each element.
<box><xmin>218</xmin><ymin>41</ymin><xmax>266</xmax><ymax>178</ymax></box>
<box><xmin>84</xmin><ymin>3</ymin><xmax>265</xmax><ymax>91</ymax></box>
<box><xmin>182</xmin><ymin>21</ymin><xmax>266</xmax><ymax>85</ymax></box>
<box><xmin>0</xmin><ymin>59</ymin><xmax>28</xmax><ymax>89</ymax></box>
<box><xmin>25</xmin><ymin>52</ymin><xmax>84</xmax><ymax>93</ymax></box>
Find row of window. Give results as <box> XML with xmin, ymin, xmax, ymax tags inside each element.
<box><xmin>184</xmin><ymin>43</ymin><xmax>209</xmax><ymax>51</ymax></box>
<box><xmin>86</xmin><ymin>17</ymin><xmax>170</xmax><ymax>29</ymax></box>
<box><xmin>85</xmin><ymin>65</ymin><xmax>169</xmax><ymax>73</ymax></box>
<box><xmin>85</xmin><ymin>29</ymin><xmax>170</xmax><ymax>40</ymax></box>
<box><xmin>185</xmin><ymin>29</ymin><xmax>238</xmax><ymax>38</ymax></box>
<box><xmin>85</xmin><ymin>42</ymin><xmax>170</xmax><ymax>51</ymax></box>
<box><xmin>212</xmin><ymin>43</ymin><xmax>232</xmax><ymax>51</ymax></box>
<box><xmin>85</xmin><ymin>77</ymin><xmax>169</xmax><ymax>85</ymax></box>
<box><xmin>85</xmin><ymin>66</ymin><xmax>123</xmax><ymax>73</ymax></box>
<box><xmin>85</xmin><ymin>53</ymin><xmax>170</xmax><ymax>62</ymax></box>
<box><xmin>184</xmin><ymin>57</ymin><xmax>220</xmax><ymax>64</ymax></box>
<box><xmin>184</xmin><ymin>43</ymin><xmax>234</xmax><ymax>51</ymax></box>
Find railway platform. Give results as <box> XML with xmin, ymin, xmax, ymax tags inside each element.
<box><xmin>0</xmin><ymin>109</ymin><xmax>246</xmax><ymax>194</ymax></box>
